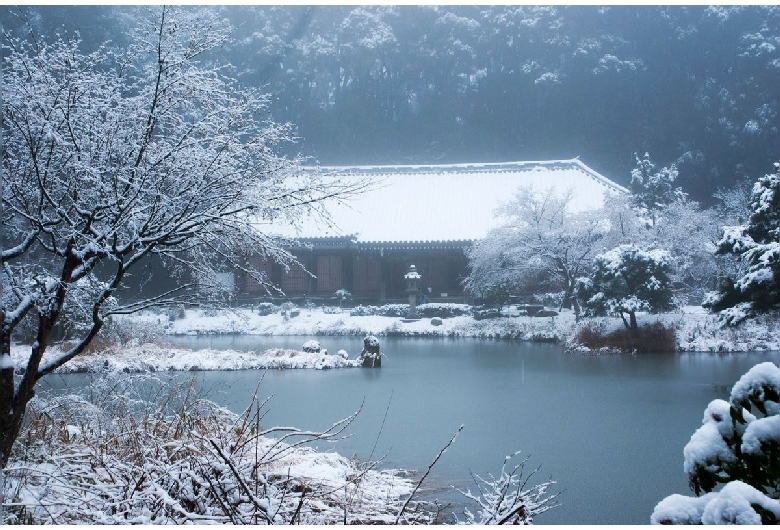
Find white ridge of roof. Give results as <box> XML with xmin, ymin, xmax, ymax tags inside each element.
<box><xmin>265</xmin><ymin>159</ymin><xmax>627</xmax><ymax>244</ymax></box>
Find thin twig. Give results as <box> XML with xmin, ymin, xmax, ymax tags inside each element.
<box><xmin>394</xmin><ymin>424</ymin><xmax>463</xmax><ymax>524</ymax></box>
<box><xmin>209</xmin><ymin>438</ymin><xmax>274</xmax><ymax>524</ymax></box>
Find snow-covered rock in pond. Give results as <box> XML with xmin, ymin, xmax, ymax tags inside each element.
<box><xmin>337</xmin><ymin>349</ymin><xmax>348</xmax><ymax>359</ymax></box>
<box><xmin>302</xmin><ymin>340</ymin><xmax>321</xmax><ymax>353</ymax></box>
<box><xmin>360</xmin><ymin>335</ymin><xmax>381</xmax><ymax>368</ymax></box>
<box><xmin>363</xmin><ymin>335</ymin><xmax>380</xmax><ymax>353</ymax></box>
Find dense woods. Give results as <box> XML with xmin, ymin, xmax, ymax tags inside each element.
<box><xmin>2</xmin><ymin>5</ymin><xmax>778</xmax><ymax>204</ymax></box>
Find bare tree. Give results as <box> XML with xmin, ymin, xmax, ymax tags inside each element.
<box><xmin>0</xmin><ymin>7</ymin><xmax>365</xmax><ymax>468</ymax></box>
<box><xmin>465</xmin><ymin>186</ymin><xmax>609</xmax><ymax>317</ymax></box>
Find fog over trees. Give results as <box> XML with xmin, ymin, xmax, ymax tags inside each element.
<box><xmin>2</xmin><ymin>5</ymin><xmax>778</xmax><ymax>204</ymax></box>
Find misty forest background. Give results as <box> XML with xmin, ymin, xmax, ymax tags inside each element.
<box><xmin>2</xmin><ymin>5</ymin><xmax>778</xmax><ymax>205</ymax></box>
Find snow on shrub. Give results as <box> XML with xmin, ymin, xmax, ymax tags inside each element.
<box><xmin>705</xmin><ymin>165</ymin><xmax>780</xmax><ymax>325</ymax></box>
<box><xmin>416</xmin><ymin>303</ymin><xmax>472</xmax><ymax>318</ymax></box>
<box><xmin>4</xmin><ymin>374</ymin><xmax>560</xmax><ymax>525</ymax></box>
<box><xmin>349</xmin><ymin>303</ymin><xmax>470</xmax><ymax>318</ymax></box>
<box><xmin>3</xmin><ymin>374</ymin><xmax>425</xmax><ymax>524</ymax></box>
<box><xmin>651</xmin><ymin>362</ymin><xmax>780</xmax><ymax>525</ymax></box>
<box><xmin>255</xmin><ymin>302</ymin><xmax>277</xmax><ymax>316</ymax></box>
<box><xmin>349</xmin><ymin>304</ymin><xmax>407</xmax><ymax>317</ymax></box>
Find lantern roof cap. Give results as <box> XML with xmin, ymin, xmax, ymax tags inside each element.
<box><xmin>404</xmin><ymin>264</ymin><xmax>421</xmax><ymax>279</ymax></box>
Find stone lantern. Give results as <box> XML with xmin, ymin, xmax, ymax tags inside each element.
<box><xmin>404</xmin><ymin>264</ymin><xmax>422</xmax><ymax>314</ymax></box>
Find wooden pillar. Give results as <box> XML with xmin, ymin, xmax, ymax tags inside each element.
<box><xmin>378</xmin><ymin>247</ymin><xmax>386</xmax><ymax>303</ymax></box>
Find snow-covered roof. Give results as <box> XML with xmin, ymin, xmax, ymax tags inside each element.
<box><xmin>270</xmin><ymin>159</ymin><xmax>626</xmax><ymax>245</ymax></box>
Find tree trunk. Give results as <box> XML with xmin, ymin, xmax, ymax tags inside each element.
<box><xmin>572</xmin><ymin>296</ymin><xmax>582</xmax><ymax>322</ymax></box>
<box><xmin>563</xmin><ymin>280</ymin><xmax>581</xmax><ymax>321</ymax></box>
<box><xmin>0</xmin><ymin>380</ymin><xmax>27</xmax><ymax>469</ymax></box>
<box><xmin>1</xmin><ymin>259</ymin><xmax>72</xmax><ymax>468</ymax></box>
<box><xmin>2</xmin><ymin>322</ymin><xmax>51</xmax><ymax>468</ymax></box>
<box><xmin>0</xmin><ymin>326</ymin><xmax>16</xmax><ymax>468</ymax></box>
<box><xmin>619</xmin><ymin>310</ymin><xmax>639</xmax><ymax>331</ymax></box>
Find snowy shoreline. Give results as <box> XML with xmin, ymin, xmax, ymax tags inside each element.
<box><xmin>153</xmin><ymin>305</ymin><xmax>780</xmax><ymax>353</ymax></box>
<box><xmin>10</xmin><ymin>306</ymin><xmax>780</xmax><ymax>376</ymax></box>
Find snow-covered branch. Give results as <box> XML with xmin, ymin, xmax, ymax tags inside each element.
<box><xmin>455</xmin><ymin>451</ymin><xmax>560</xmax><ymax>525</ymax></box>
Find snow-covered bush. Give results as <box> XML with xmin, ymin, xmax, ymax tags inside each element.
<box><xmin>378</xmin><ymin>304</ymin><xmax>410</xmax><ymax>317</ymax></box>
<box><xmin>532</xmin><ymin>291</ymin><xmax>566</xmax><ymax>309</ymax></box>
<box><xmin>167</xmin><ymin>305</ymin><xmax>187</xmax><ymax>321</ymax></box>
<box><xmin>334</xmin><ymin>289</ymin><xmax>352</xmax><ymax>308</ymax></box>
<box><xmin>348</xmin><ymin>305</ymin><xmax>375</xmax><ymax>316</ymax></box>
<box><xmin>416</xmin><ymin>303</ymin><xmax>472</xmax><ymax>318</ymax></box>
<box><xmin>4</xmin><ymin>374</ymin><xmax>428</xmax><ymax>524</ymax></box>
<box><xmin>576</xmin><ymin>244</ymin><xmax>678</xmax><ymax>330</ymax></box>
<box><xmin>255</xmin><ymin>302</ymin><xmax>277</xmax><ymax>316</ymax></box>
<box><xmin>280</xmin><ymin>302</ymin><xmax>298</xmax><ymax>320</ymax></box>
<box><xmin>482</xmin><ymin>282</ymin><xmax>514</xmax><ymax>313</ymax></box>
<box><xmin>349</xmin><ymin>304</ymin><xmax>409</xmax><ymax>317</ymax></box>
<box><xmin>455</xmin><ymin>451</ymin><xmax>559</xmax><ymax>524</ymax></box>
<box><xmin>704</xmin><ymin>163</ymin><xmax>780</xmax><ymax>325</ymax></box>
<box><xmin>651</xmin><ymin>362</ymin><xmax>780</xmax><ymax>524</ymax></box>
<box><xmin>350</xmin><ymin>303</ymin><xmax>471</xmax><ymax>319</ymax></box>
<box><xmin>101</xmin><ymin>316</ymin><xmax>167</xmax><ymax>347</ymax></box>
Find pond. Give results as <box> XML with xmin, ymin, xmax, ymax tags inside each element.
<box><xmin>42</xmin><ymin>335</ymin><xmax>780</xmax><ymax>525</ymax></box>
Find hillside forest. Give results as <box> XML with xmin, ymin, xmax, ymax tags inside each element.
<box><xmin>2</xmin><ymin>5</ymin><xmax>778</xmax><ymax>204</ymax></box>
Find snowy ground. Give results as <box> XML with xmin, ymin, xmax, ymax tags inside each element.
<box><xmin>145</xmin><ymin>304</ymin><xmax>779</xmax><ymax>352</ymax></box>
<box><xmin>163</xmin><ymin>305</ymin><xmax>570</xmax><ymax>341</ymax></box>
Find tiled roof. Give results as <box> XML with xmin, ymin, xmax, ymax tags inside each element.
<box><xmin>268</xmin><ymin>159</ymin><xmax>626</xmax><ymax>244</ymax></box>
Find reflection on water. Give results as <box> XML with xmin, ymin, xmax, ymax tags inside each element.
<box><xmin>41</xmin><ymin>336</ymin><xmax>780</xmax><ymax>525</ymax></box>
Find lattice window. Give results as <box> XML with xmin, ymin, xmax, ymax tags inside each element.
<box><xmin>317</xmin><ymin>255</ymin><xmax>342</xmax><ymax>292</ymax></box>
<box><xmin>245</xmin><ymin>258</ymin><xmax>275</xmax><ymax>294</ymax></box>
<box><xmin>281</xmin><ymin>263</ymin><xmax>309</xmax><ymax>294</ymax></box>
<box><xmin>353</xmin><ymin>256</ymin><xmax>380</xmax><ymax>295</ymax></box>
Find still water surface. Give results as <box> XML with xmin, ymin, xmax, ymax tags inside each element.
<box><xmin>44</xmin><ymin>336</ymin><xmax>780</xmax><ymax>524</ymax></box>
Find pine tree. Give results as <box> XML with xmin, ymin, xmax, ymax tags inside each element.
<box><xmin>576</xmin><ymin>244</ymin><xmax>677</xmax><ymax>330</ymax></box>
<box><xmin>629</xmin><ymin>152</ymin><xmax>687</xmax><ymax>227</ymax></box>
<box><xmin>704</xmin><ymin>162</ymin><xmax>780</xmax><ymax>325</ymax></box>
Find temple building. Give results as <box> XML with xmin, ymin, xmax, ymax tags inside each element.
<box><xmin>235</xmin><ymin>159</ymin><xmax>627</xmax><ymax>304</ymax></box>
